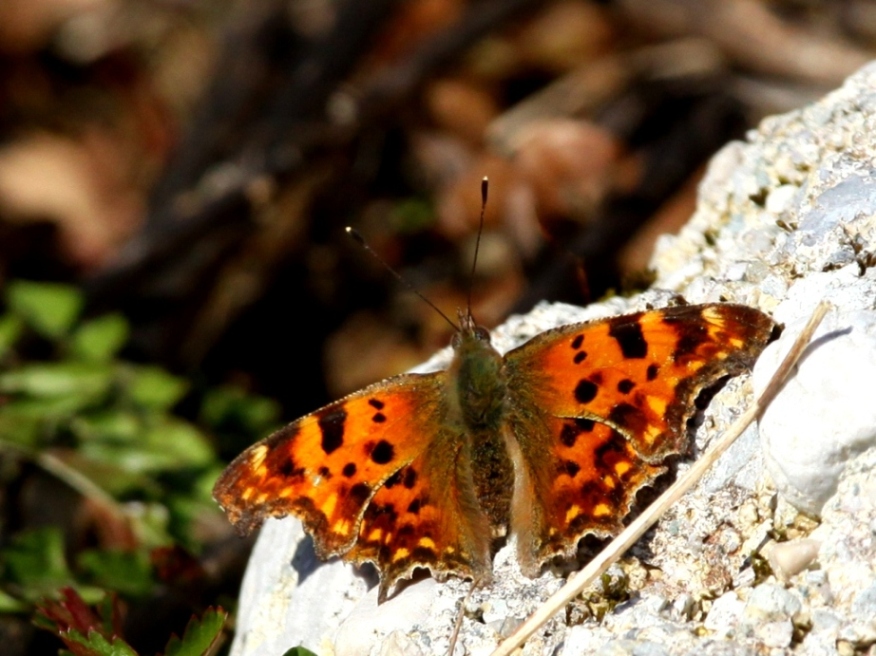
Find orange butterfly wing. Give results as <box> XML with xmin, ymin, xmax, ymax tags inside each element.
<box><xmin>213</xmin><ymin>372</ymin><xmax>493</xmax><ymax>600</ymax></box>
<box><xmin>502</xmin><ymin>304</ymin><xmax>776</xmax><ymax>571</ymax></box>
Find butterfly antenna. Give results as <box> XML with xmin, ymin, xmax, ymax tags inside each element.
<box><xmin>466</xmin><ymin>177</ymin><xmax>489</xmax><ymax>318</ymax></box>
<box><xmin>346</xmin><ymin>227</ymin><xmax>459</xmax><ymax>332</ymax></box>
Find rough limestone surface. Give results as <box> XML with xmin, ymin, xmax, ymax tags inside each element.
<box><xmin>229</xmin><ymin>62</ymin><xmax>876</xmax><ymax>656</ymax></box>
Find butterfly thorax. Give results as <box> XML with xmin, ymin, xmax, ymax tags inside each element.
<box><xmin>449</xmin><ymin>315</ymin><xmax>508</xmax><ymax>431</ymax></box>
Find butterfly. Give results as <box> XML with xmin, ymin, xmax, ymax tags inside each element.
<box><xmin>213</xmin><ymin>302</ymin><xmax>775</xmax><ymax>602</ymax></box>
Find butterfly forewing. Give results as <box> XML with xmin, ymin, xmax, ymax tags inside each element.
<box><xmin>214</xmin><ymin>373</ymin><xmax>447</xmax><ymax>553</ymax></box>
<box><xmin>503</xmin><ymin>304</ymin><xmax>776</xmax><ymax>566</ymax></box>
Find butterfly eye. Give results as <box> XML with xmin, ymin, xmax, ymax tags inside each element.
<box><xmin>474</xmin><ymin>326</ymin><xmax>491</xmax><ymax>342</ymax></box>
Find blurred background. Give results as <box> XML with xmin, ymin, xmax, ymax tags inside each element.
<box><xmin>0</xmin><ymin>1</ymin><xmax>873</xmax><ymax>654</ymax></box>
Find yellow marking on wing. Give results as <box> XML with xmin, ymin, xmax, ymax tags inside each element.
<box><xmin>321</xmin><ymin>493</ymin><xmax>338</xmax><ymax>518</ymax></box>
<box><xmin>603</xmin><ymin>475</ymin><xmax>616</xmax><ymax>489</ymax></box>
<box><xmin>392</xmin><ymin>547</ymin><xmax>410</xmax><ymax>562</ymax></box>
<box><xmin>642</xmin><ymin>424</ymin><xmax>662</xmax><ymax>445</ymax></box>
<box><xmin>418</xmin><ymin>537</ymin><xmax>436</xmax><ymax>550</ymax></box>
<box><xmin>593</xmin><ymin>503</ymin><xmax>611</xmax><ymax>517</ymax></box>
<box><xmin>367</xmin><ymin>528</ymin><xmax>383</xmax><ymax>542</ymax></box>
<box><xmin>565</xmin><ymin>505</ymin><xmax>581</xmax><ymax>523</ymax></box>
<box><xmin>615</xmin><ymin>461</ymin><xmax>631</xmax><ymax>477</ymax></box>
<box><xmin>702</xmin><ymin>307</ymin><xmax>726</xmax><ymax>324</ymax></box>
<box><xmin>647</xmin><ymin>395</ymin><xmax>668</xmax><ymax>416</ymax></box>
<box><xmin>249</xmin><ymin>445</ymin><xmax>268</xmax><ymax>468</ymax></box>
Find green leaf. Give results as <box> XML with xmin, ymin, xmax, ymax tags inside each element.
<box><xmin>48</xmin><ymin>449</ymin><xmax>154</xmax><ymax>497</ymax></box>
<box><xmin>79</xmin><ymin>418</ymin><xmax>213</xmax><ymax>473</ymax></box>
<box><xmin>190</xmin><ymin>466</ymin><xmax>226</xmax><ymax>504</ymax></box>
<box><xmin>0</xmin><ymin>314</ymin><xmax>23</xmax><ymax>359</ymax></box>
<box><xmin>76</xmin><ymin>550</ymin><xmax>153</xmax><ymax>598</ymax></box>
<box><xmin>281</xmin><ymin>648</ymin><xmax>318</xmax><ymax>656</ymax></box>
<box><xmin>61</xmin><ymin>629</ymin><xmax>138</xmax><ymax>656</ymax></box>
<box><xmin>125</xmin><ymin>366</ymin><xmax>188</xmax><ymax>411</ymax></box>
<box><xmin>6</xmin><ymin>281</ymin><xmax>83</xmax><ymax>339</ymax></box>
<box><xmin>1</xmin><ymin>528</ymin><xmax>73</xmax><ymax>593</ymax></box>
<box><xmin>71</xmin><ymin>410</ymin><xmax>142</xmax><ymax>444</ymax></box>
<box><xmin>0</xmin><ymin>406</ymin><xmax>44</xmax><ymax>447</ymax></box>
<box><xmin>0</xmin><ymin>361</ymin><xmax>112</xmax><ymax>399</ymax></box>
<box><xmin>71</xmin><ymin>314</ymin><xmax>129</xmax><ymax>362</ymax></box>
<box><xmin>162</xmin><ymin>607</ymin><xmax>226</xmax><ymax>656</ymax></box>
<box><xmin>126</xmin><ymin>502</ymin><xmax>172</xmax><ymax>548</ymax></box>
<box><xmin>0</xmin><ymin>588</ymin><xmax>27</xmax><ymax>613</ymax></box>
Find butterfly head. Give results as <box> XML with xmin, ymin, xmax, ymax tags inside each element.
<box><xmin>453</xmin><ymin>309</ymin><xmax>492</xmax><ymax>349</ymax></box>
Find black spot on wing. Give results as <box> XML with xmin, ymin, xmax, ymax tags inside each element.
<box><xmin>571</xmin><ymin>334</ymin><xmax>584</xmax><ymax>350</ymax></box>
<box><xmin>573</xmin><ymin>351</ymin><xmax>588</xmax><ymax>364</ymax></box>
<box><xmin>617</xmin><ymin>379</ymin><xmax>635</xmax><ymax>394</ymax></box>
<box><xmin>594</xmin><ymin>429</ymin><xmax>627</xmax><ymax>464</ymax></box>
<box><xmin>674</xmin><ymin>328</ymin><xmax>708</xmax><ymax>361</ymax></box>
<box><xmin>575</xmin><ymin>379</ymin><xmax>599</xmax><ymax>404</ymax></box>
<box><xmin>317</xmin><ymin>408</ymin><xmax>346</xmax><ymax>454</ymax></box>
<box><xmin>608</xmin><ymin>317</ymin><xmax>648</xmax><ymax>359</ymax></box>
<box><xmin>349</xmin><ymin>482</ymin><xmax>371</xmax><ymax>505</ymax></box>
<box><xmin>367</xmin><ymin>502</ymin><xmax>398</xmax><ymax>523</ymax></box>
<box><xmin>398</xmin><ymin>524</ymin><xmax>415</xmax><ymax>538</ymax></box>
<box><xmin>412</xmin><ymin>545</ymin><xmax>437</xmax><ymax>561</ymax></box>
<box><xmin>662</xmin><ymin>309</ymin><xmax>709</xmax><ymax>361</ymax></box>
<box><xmin>403</xmin><ymin>468</ymin><xmax>418</xmax><ymax>489</ymax></box>
<box><xmin>371</xmin><ymin>440</ymin><xmax>395</xmax><ymax>464</ymax></box>
<box><xmin>368</xmin><ymin>398</ymin><xmax>385</xmax><ymax>410</ymax></box>
<box><xmin>560</xmin><ymin>418</ymin><xmax>596</xmax><ymax>447</ymax></box>
<box><xmin>579</xmin><ymin>480</ymin><xmax>612</xmax><ymax>512</ymax></box>
<box><xmin>646</xmin><ymin>363</ymin><xmax>659</xmax><ymax>381</ymax></box>
<box><xmin>342</xmin><ymin>463</ymin><xmax>357</xmax><ymax>477</ymax></box>
<box><xmin>608</xmin><ymin>402</ymin><xmax>648</xmax><ymax>434</ymax></box>
<box><xmin>560</xmin><ymin>423</ymin><xmax>578</xmax><ymax>447</ymax></box>
<box><xmin>372</xmin><ymin>412</ymin><xmax>387</xmax><ymax>423</ymax></box>
<box><xmin>407</xmin><ymin>499</ymin><xmax>421</xmax><ymax>514</ymax></box>
<box><xmin>576</xmin><ymin>418</ymin><xmax>595</xmax><ymax>432</ymax></box>
<box><xmin>278</xmin><ymin>456</ymin><xmax>304</xmax><ymax>479</ymax></box>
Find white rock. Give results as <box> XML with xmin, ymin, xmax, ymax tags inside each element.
<box><xmin>765</xmin><ymin>538</ymin><xmax>821</xmax><ymax>581</ymax></box>
<box><xmin>229</xmin><ymin>518</ymin><xmax>369</xmax><ymax>656</ymax></box>
<box><xmin>703</xmin><ymin>592</ymin><xmax>744</xmax><ymax>638</ymax></box>
<box><xmin>754</xmin><ymin>308</ymin><xmax>876</xmax><ymax>515</ymax></box>
<box><xmin>334</xmin><ymin>579</ymin><xmax>438</xmax><ymax>656</ymax></box>
<box><xmin>751</xmin><ymin>619</ymin><xmax>793</xmax><ymax>649</ymax></box>
<box><xmin>743</xmin><ymin>583</ymin><xmax>802</xmax><ymax>622</ymax></box>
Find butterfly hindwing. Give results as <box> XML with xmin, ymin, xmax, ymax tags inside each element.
<box><xmin>344</xmin><ymin>440</ymin><xmax>493</xmax><ymax>600</ymax></box>
<box><xmin>503</xmin><ymin>304</ymin><xmax>776</xmax><ymax>567</ymax></box>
